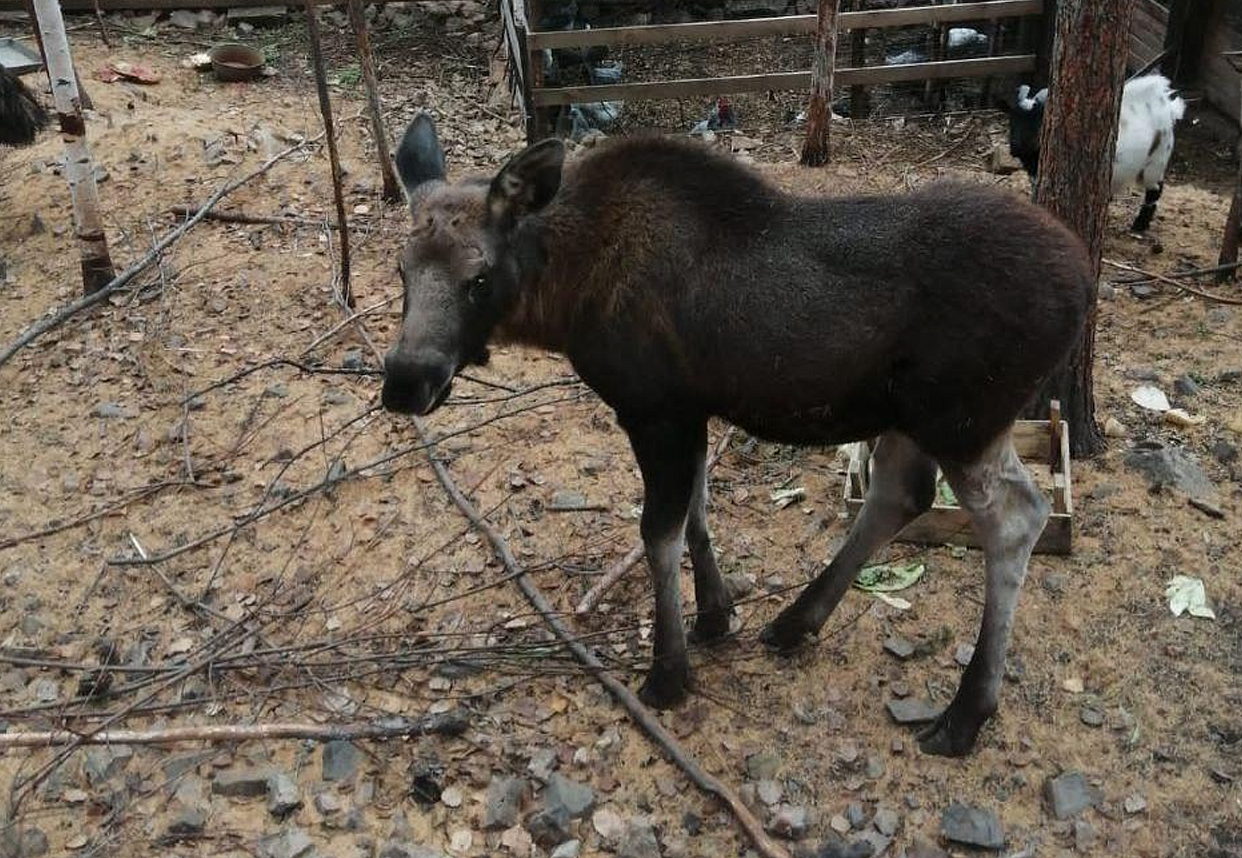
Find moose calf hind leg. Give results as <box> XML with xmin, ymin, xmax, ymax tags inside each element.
<box><xmin>918</xmin><ymin>438</ymin><xmax>1049</xmax><ymax>756</ymax></box>
<box><xmin>686</xmin><ymin>449</ymin><xmax>733</xmax><ymax>645</ymax></box>
<box><xmin>1131</xmin><ymin>182</ymin><xmax>1162</xmax><ymax>233</ymax></box>
<box><xmin>761</xmin><ymin>433</ymin><xmax>936</xmax><ymax>652</ymax></box>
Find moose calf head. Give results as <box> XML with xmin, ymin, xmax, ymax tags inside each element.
<box><xmin>995</xmin><ymin>84</ymin><xmax>1046</xmax><ymax>179</ymax></box>
<box><xmin>381</xmin><ymin>114</ymin><xmax>565</xmax><ymax>416</ymax></box>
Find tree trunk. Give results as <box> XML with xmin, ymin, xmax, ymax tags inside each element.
<box><xmin>346</xmin><ymin>0</ymin><xmax>401</xmax><ymax>203</ymax></box>
<box><xmin>32</xmin><ymin>0</ymin><xmax>114</xmax><ymax>294</ymax></box>
<box><xmin>303</xmin><ymin>0</ymin><xmax>353</xmax><ymax>308</ymax></box>
<box><xmin>1025</xmin><ymin>0</ymin><xmax>1135</xmax><ymax>457</ymax></box>
<box><xmin>800</xmin><ymin>0</ymin><xmax>839</xmax><ymax>167</ymax></box>
<box><xmin>1218</xmin><ymin>84</ymin><xmax>1242</xmax><ymax>283</ymax></box>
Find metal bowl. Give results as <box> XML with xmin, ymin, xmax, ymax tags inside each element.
<box><xmin>209</xmin><ymin>44</ymin><xmax>263</xmax><ymax>82</ymax></box>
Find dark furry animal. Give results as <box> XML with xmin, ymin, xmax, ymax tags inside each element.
<box><xmin>0</xmin><ymin>65</ymin><xmax>48</xmax><ymax>147</ymax></box>
<box><xmin>381</xmin><ymin>116</ymin><xmax>1094</xmax><ymax>757</ymax></box>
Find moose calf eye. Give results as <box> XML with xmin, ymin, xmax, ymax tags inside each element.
<box><xmin>467</xmin><ymin>274</ymin><xmax>490</xmax><ymax>302</ymax></box>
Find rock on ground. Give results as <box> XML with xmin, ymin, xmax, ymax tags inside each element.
<box><xmin>1044</xmin><ymin>771</ymin><xmax>1102</xmax><ymax>820</ymax></box>
<box><xmin>940</xmin><ymin>802</ymin><xmax>1004</xmax><ymax>850</ymax></box>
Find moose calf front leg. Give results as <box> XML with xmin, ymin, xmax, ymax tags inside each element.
<box><xmin>685</xmin><ymin>437</ymin><xmax>733</xmax><ymax>645</ymax></box>
<box><xmin>624</xmin><ymin>417</ymin><xmax>700</xmax><ymax>709</ymax></box>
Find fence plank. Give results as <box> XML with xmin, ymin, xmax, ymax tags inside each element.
<box><xmin>526</xmin><ymin>0</ymin><xmax>1043</xmax><ymax>50</ymax></box>
<box><xmin>531</xmin><ymin>54</ymin><xmax>1036</xmax><ymax>106</ymax></box>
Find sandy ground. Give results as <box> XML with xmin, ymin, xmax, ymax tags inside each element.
<box><xmin>1</xmin><ymin>10</ymin><xmax>1240</xmax><ymax>858</ymax></box>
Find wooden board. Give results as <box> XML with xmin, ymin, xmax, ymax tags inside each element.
<box><xmin>532</xmin><ymin>54</ymin><xmax>1036</xmax><ymax>106</ymax></box>
<box><xmin>526</xmin><ymin>0</ymin><xmax>1044</xmax><ymax>50</ymax></box>
<box><xmin>842</xmin><ymin>415</ymin><xmax>1074</xmax><ymax>556</ymax></box>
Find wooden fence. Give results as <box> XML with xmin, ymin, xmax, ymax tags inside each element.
<box><xmin>508</xmin><ymin>0</ymin><xmax>1047</xmax><ymax>140</ymax></box>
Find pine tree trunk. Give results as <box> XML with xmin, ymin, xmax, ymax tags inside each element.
<box><xmin>801</xmin><ymin>0</ymin><xmax>839</xmax><ymax>167</ymax></box>
<box><xmin>346</xmin><ymin>0</ymin><xmax>401</xmax><ymax>203</ymax></box>
<box><xmin>32</xmin><ymin>0</ymin><xmax>114</xmax><ymax>294</ymax></box>
<box><xmin>1024</xmin><ymin>0</ymin><xmax>1135</xmax><ymax>457</ymax></box>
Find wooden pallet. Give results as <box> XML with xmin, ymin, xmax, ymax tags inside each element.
<box><xmin>843</xmin><ymin>401</ymin><xmax>1073</xmax><ymax>555</ymax></box>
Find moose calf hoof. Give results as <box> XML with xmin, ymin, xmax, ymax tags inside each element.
<box><xmin>637</xmin><ymin>664</ymin><xmax>690</xmax><ymax>710</ymax></box>
<box><xmin>759</xmin><ymin>608</ymin><xmax>817</xmax><ymax>654</ymax></box>
<box><xmin>916</xmin><ymin>703</ymin><xmax>990</xmax><ymax>757</ymax></box>
<box><xmin>687</xmin><ymin>608</ymin><xmax>733</xmax><ymax>646</ymax></box>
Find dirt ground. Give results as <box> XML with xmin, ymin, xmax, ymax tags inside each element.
<box><xmin>1</xmin><ymin>9</ymin><xmax>1241</xmax><ymax>858</ymax></box>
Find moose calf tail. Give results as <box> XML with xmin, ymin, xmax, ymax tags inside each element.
<box><xmin>0</xmin><ymin>66</ymin><xmax>49</xmax><ymax>148</ymax></box>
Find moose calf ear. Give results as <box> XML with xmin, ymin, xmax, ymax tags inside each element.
<box><xmin>487</xmin><ymin>139</ymin><xmax>565</xmax><ymax>228</ymax></box>
<box><xmin>395</xmin><ymin>113</ymin><xmax>447</xmax><ymax>206</ymax></box>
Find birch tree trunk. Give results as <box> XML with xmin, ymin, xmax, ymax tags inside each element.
<box><xmin>33</xmin><ymin>0</ymin><xmax>114</xmax><ymax>294</ymax></box>
<box><xmin>800</xmin><ymin>0</ymin><xmax>839</xmax><ymax>167</ymax></box>
<box><xmin>1024</xmin><ymin>0</ymin><xmax>1135</xmax><ymax>456</ymax></box>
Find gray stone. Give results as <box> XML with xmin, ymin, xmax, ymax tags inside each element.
<box><xmin>1173</xmin><ymin>374</ymin><xmax>1201</xmax><ymax>397</ymax></box>
<box><xmin>213</xmin><ymin>766</ymin><xmax>276</xmax><ymax>798</ymax></box>
<box><xmin>1044</xmin><ymin>772</ymin><xmax>1102</xmax><ymax>820</ymax></box>
<box><xmin>484</xmin><ymin>776</ymin><xmax>527</xmax><ymax>830</ymax></box>
<box><xmin>1211</xmin><ymin>439</ymin><xmax>1238</xmax><ymax>465</ymax></box>
<box><xmin>544</xmin><ymin>773</ymin><xmax>595</xmax><ymax>820</ymax></box>
<box><xmin>1124</xmin><ymin>440</ymin><xmax>1214</xmax><ymax>499</ymax></box>
<box><xmin>846</xmin><ymin>802</ymin><xmax>867</xmax><ymax>829</ymax></box>
<box><xmin>883</xmin><ymin>637</ymin><xmax>914</xmax><ymax>659</ymax></box>
<box><xmin>940</xmin><ymin>802</ymin><xmax>1004</xmax><ymax>850</ymax></box>
<box><xmin>1123</xmin><ymin>793</ymin><xmax>1147</xmax><ymax>814</ymax></box>
<box><xmin>811</xmin><ymin>832</ymin><xmax>874</xmax><ymax>858</ymax></box>
<box><xmin>268</xmin><ymin>772</ymin><xmax>303</xmax><ymax>818</ymax></box>
<box><xmin>83</xmin><ymin>744</ymin><xmax>133</xmax><ymax>786</ymax></box>
<box><xmin>856</xmin><ymin>830</ymin><xmax>890</xmax><ymax>856</ymax></box>
<box><xmin>1</xmin><ymin>827</ymin><xmax>49</xmax><ymax>858</ymax></box>
<box><xmin>885</xmin><ymin>698</ymin><xmax>940</xmax><ymax>724</ymax></box>
<box><xmin>723</xmin><ymin>572</ymin><xmax>755</xmax><ymax>600</ymax></box>
<box><xmin>264</xmin><ymin>382</ymin><xmax>289</xmax><ymax>398</ymax></box>
<box><xmin>377</xmin><ymin>845</ymin><xmax>447</xmax><ymax>858</ymax></box>
<box><xmin>341</xmin><ymin>349</ymin><xmax>366</xmax><ymax>370</ymax></box>
<box><xmin>92</xmin><ymin>402</ymin><xmax>127</xmax><ymax>418</ymax></box>
<box><xmin>864</xmin><ymin>755</ymin><xmax>885</xmax><ymax>779</ymax></box>
<box><xmin>1074</xmin><ymin>819</ymin><xmax>1098</xmax><ymax>852</ymax></box>
<box><xmin>549</xmin><ymin>489</ymin><xmax>589</xmax><ymax>510</ymax></box>
<box><xmin>321</xmin><ymin>741</ymin><xmax>360</xmax><ymax>781</ymax></box>
<box><xmin>617</xmin><ymin>816</ymin><xmax>661</xmax><ymax>858</ymax></box>
<box><xmin>1079</xmin><ymin>706</ymin><xmax>1104</xmax><ymax>728</ymax></box>
<box><xmin>528</xmin><ymin>747</ymin><xmax>558</xmax><ymax>781</ymax></box>
<box><xmin>954</xmin><ymin>643</ymin><xmax>975</xmax><ymax>666</ymax></box>
<box><xmin>746</xmin><ymin>750</ymin><xmax>782</xmax><ymax>780</ymax></box>
<box><xmin>769</xmin><ymin>805</ymin><xmax>811</xmax><ymax>839</ymax></box>
<box><xmin>550</xmin><ymin>841</ymin><xmax>581</xmax><ymax>858</ymax></box>
<box><xmin>166</xmin><ymin>806</ymin><xmax>208</xmax><ymax>838</ymax></box>
<box><xmin>257</xmin><ymin>827</ymin><xmax>314</xmax><ymax>858</ymax></box>
<box><xmin>904</xmin><ymin>838</ymin><xmax>949</xmax><ymax>858</ymax></box>
<box><xmin>873</xmin><ymin>807</ymin><xmax>899</xmax><ymax>837</ymax></box>
<box><xmin>756</xmin><ymin>779</ymin><xmax>783</xmax><ymax>806</ymax></box>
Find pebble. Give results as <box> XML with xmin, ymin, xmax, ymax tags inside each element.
<box><xmin>92</xmin><ymin>402</ymin><xmax>128</xmax><ymax>418</ymax></box>
<box><xmin>1074</xmin><ymin>819</ymin><xmax>1098</xmax><ymax>851</ymax></box>
<box><xmin>213</xmin><ymin>766</ymin><xmax>276</xmax><ymax>798</ymax></box>
<box><xmin>757</xmin><ymin>779</ymin><xmax>783</xmax><ymax>806</ymax></box>
<box><xmin>321</xmin><ymin>741</ymin><xmax>360</xmax><ymax>781</ymax></box>
<box><xmin>1080</xmin><ymin>706</ymin><xmax>1104</xmax><ymax>727</ymax></box>
<box><xmin>543</xmin><ymin>773</ymin><xmax>596</xmax><ymax>820</ymax></box>
<box><xmin>845</xmin><ymin>802</ymin><xmax>867</xmax><ymax>829</ymax></box>
<box><xmin>84</xmin><ymin>745</ymin><xmax>133</xmax><ymax>786</ymax></box>
<box><xmin>550</xmin><ymin>841</ymin><xmax>581</xmax><ymax>858</ymax></box>
<box><xmin>528</xmin><ymin>748</ymin><xmax>558</xmax><ymax>781</ymax></box>
<box><xmin>885</xmin><ymin>698</ymin><xmax>940</xmax><ymax>724</ymax></box>
<box><xmin>954</xmin><ymin>643</ymin><xmax>975</xmax><ymax>666</ymax></box>
<box><xmin>11</xmin><ymin>827</ymin><xmax>50</xmax><ymax>857</ymax></box>
<box><xmin>723</xmin><ymin>572</ymin><xmax>755</xmax><ymax>601</ymax></box>
<box><xmin>905</xmin><ymin>837</ymin><xmax>950</xmax><ymax>858</ymax></box>
<box><xmin>440</xmin><ymin>786</ymin><xmax>463</xmax><ymax>808</ymax></box>
<box><xmin>940</xmin><ymin>802</ymin><xmax>1004</xmax><ymax>849</ymax></box>
<box><xmin>812</xmin><ymin>833</ymin><xmax>874</xmax><ymax>858</ymax></box>
<box><xmin>883</xmin><ymin>636</ymin><xmax>915</xmax><ymax>659</ymax></box>
<box><xmin>1044</xmin><ymin>771</ymin><xmax>1102</xmax><ymax>820</ymax></box>
<box><xmin>1123</xmin><ymin>793</ymin><xmax>1147</xmax><ymax>814</ymax></box>
<box><xmin>768</xmin><ymin>805</ymin><xmax>811</xmax><ymax>839</ymax></box>
<box><xmin>1174</xmin><ymin>374</ymin><xmax>1201</xmax><ymax>397</ymax></box>
<box><xmin>829</xmin><ymin>815</ymin><xmax>851</xmax><ymax>834</ymax></box>
<box><xmin>1211</xmin><ymin>439</ymin><xmax>1238</xmax><ymax>465</ymax></box>
<box><xmin>376</xmin><ymin>841</ymin><xmax>449</xmax><ymax>858</ymax></box>
<box><xmin>484</xmin><ymin>777</ymin><xmax>527</xmax><ymax>830</ymax></box>
<box><xmin>256</xmin><ymin>827</ymin><xmax>315</xmax><ymax>858</ymax></box>
<box><xmin>592</xmin><ymin>808</ymin><xmax>625</xmax><ymax>841</ymax></box>
<box><xmin>864</xmin><ymin>755</ymin><xmax>884</xmax><ymax>779</ymax></box>
<box><xmin>166</xmin><ymin>806</ymin><xmax>208</xmax><ymax>838</ymax></box>
<box><xmin>549</xmin><ymin>489</ymin><xmax>588</xmax><ymax>510</ymax></box>
<box><xmin>342</xmin><ymin>349</ymin><xmax>366</xmax><ymax>370</ymax></box>
<box><xmin>873</xmin><ymin>806</ymin><xmax>899</xmax><ymax>836</ymax></box>
<box><xmin>1103</xmin><ymin>416</ymin><xmax>1127</xmax><ymax>438</ymax></box>
<box><xmin>267</xmin><ymin>772</ymin><xmax>303</xmax><ymax>818</ymax></box>
<box><xmin>617</xmin><ymin>817</ymin><xmax>661</xmax><ymax>858</ymax></box>
<box><xmin>746</xmin><ymin>750</ymin><xmax>782</xmax><ymax>780</ymax></box>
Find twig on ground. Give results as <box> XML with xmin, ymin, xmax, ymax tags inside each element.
<box><xmin>414</xmin><ymin>417</ymin><xmax>791</xmax><ymax>858</ymax></box>
<box><xmin>1103</xmin><ymin>259</ymin><xmax>1242</xmax><ymax>306</ymax></box>
<box><xmin>576</xmin><ymin>427</ymin><xmax>735</xmax><ymax>614</ymax></box>
<box><xmin>0</xmin><ymin>134</ymin><xmax>322</xmax><ymax>369</ymax></box>
<box><xmin>0</xmin><ymin>710</ymin><xmax>468</xmax><ymax>748</ymax></box>
<box><xmin>168</xmin><ymin>205</ymin><xmax>342</xmax><ymax>228</ymax></box>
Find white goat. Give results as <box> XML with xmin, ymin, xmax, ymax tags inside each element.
<box><xmin>1004</xmin><ymin>74</ymin><xmax>1186</xmax><ymax>232</ymax></box>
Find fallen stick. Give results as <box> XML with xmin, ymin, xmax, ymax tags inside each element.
<box><xmin>1115</xmin><ymin>260</ymin><xmax>1242</xmax><ymax>283</ymax></box>
<box><xmin>168</xmin><ymin>205</ymin><xmax>337</xmax><ymax>228</ymax></box>
<box><xmin>414</xmin><ymin>418</ymin><xmax>790</xmax><ymax>858</ymax></box>
<box><xmin>0</xmin><ymin>135</ymin><xmax>321</xmax><ymax>370</ymax></box>
<box><xmin>1103</xmin><ymin>258</ymin><xmax>1242</xmax><ymax>306</ymax></box>
<box><xmin>576</xmin><ymin>426</ymin><xmax>735</xmax><ymax>615</ymax></box>
<box><xmin>0</xmin><ymin>710</ymin><xmax>468</xmax><ymax>749</ymax></box>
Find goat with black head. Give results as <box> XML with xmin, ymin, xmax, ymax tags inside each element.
<box><xmin>383</xmin><ymin>113</ymin><xmax>1093</xmax><ymax>757</ymax></box>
